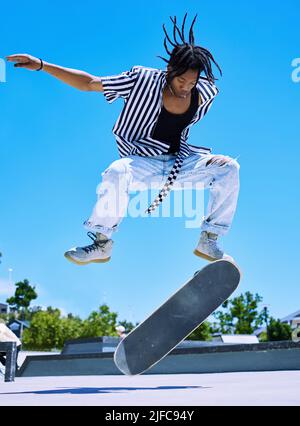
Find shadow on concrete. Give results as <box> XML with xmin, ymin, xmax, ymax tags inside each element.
<box><xmin>0</xmin><ymin>385</ymin><xmax>210</xmax><ymax>395</ymax></box>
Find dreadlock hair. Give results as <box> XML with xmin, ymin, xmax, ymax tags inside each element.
<box><xmin>157</xmin><ymin>13</ymin><xmax>222</xmax><ymax>86</ymax></box>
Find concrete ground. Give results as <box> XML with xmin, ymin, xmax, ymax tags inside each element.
<box><xmin>0</xmin><ymin>371</ymin><xmax>300</xmax><ymax>406</ymax></box>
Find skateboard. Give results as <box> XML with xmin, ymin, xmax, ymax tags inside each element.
<box><xmin>114</xmin><ymin>259</ymin><xmax>241</xmax><ymax>375</ymax></box>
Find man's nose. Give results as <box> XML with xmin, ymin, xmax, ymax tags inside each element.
<box><xmin>181</xmin><ymin>85</ymin><xmax>188</xmax><ymax>90</ymax></box>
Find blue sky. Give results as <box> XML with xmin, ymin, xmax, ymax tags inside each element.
<box><xmin>1</xmin><ymin>0</ymin><xmax>299</xmax><ymax>326</ymax></box>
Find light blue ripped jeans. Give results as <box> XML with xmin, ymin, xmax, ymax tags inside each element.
<box><xmin>84</xmin><ymin>153</ymin><xmax>240</xmax><ymax>239</ymax></box>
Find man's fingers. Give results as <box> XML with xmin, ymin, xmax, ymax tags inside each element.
<box><xmin>6</xmin><ymin>55</ymin><xmax>28</xmax><ymax>62</ymax></box>
<box><xmin>14</xmin><ymin>62</ymin><xmax>30</xmax><ymax>67</ymax></box>
<box><xmin>14</xmin><ymin>58</ymin><xmax>29</xmax><ymax>64</ymax></box>
<box><xmin>6</xmin><ymin>55</ymin><xmax>23</xmax><ymax>61</ymax></box>
<box><xmin>6</xmin><ymin>55</ymin><xmax>32</xmax><ymax>68</ymax></box>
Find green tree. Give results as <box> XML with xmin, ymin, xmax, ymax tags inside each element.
<box><xmin>23</xmin><ymin>307</ymin><xmax>84</xmax><ymax>350</ymax></box>
<box><xmin>6</xmin><ymin>279</ymin><xmax>37</xmax><ymax>319</ymax></box>
<box><xmin>22</xmin><ymin>307</ymin><xmax>62</xmax><ymax>350</ymax></box>
<box><xmin>81</xmin><ymin>304</ymin><xmax>118</xmax><ymax>338</ymax></box>
<box><xmin>187</xmin><ymin>321</ymin><xmax>212</xmax><ymax>341</ymax></box>
<box><xmin>0</xmin><ymin>311</ymin><xmax>18</xmax><ymax>324</ymax></box>
<box><xmin>213</xmin><ymin>292</ymin><xmax>266</xmax><ymax>335</ymax></box>
<box><xmin>258</xmin><ymin>331</ymin><xmax>268</xmax><ymax>342</ymax></box>
<box><xmin>22</xmin><ymin>304</ymin><xmax>135</xmax><ymax>350</ymax></box>
<box><xmin>212</xmin><ymin>299</ymin><xmax>234</xmax><ymax>334</ymax></box>
<box><xmin>267</xmin><ymin>317</ymin><xmax>292</xmax><ymax>341</ymax></box>
<box><xmin>60</xmin><ymin>314</ymin><xmax>83</xmax><ymax>342</ymax></box>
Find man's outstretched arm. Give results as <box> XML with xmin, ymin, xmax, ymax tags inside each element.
<box><xmin>5</xmin><ymin>53</ymin><xmax>103</xmax><ymax>92</ymax></box>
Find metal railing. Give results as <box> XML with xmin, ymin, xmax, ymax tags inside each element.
<box><xmin>0</xmin><ymin>342</ymin><xmax>18</xmax><ymax>382</ymax></box>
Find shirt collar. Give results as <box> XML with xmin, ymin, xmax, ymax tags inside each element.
<box><xmin>196</xmin><ymin>78</ymin><xmax>216</xmax><ymax>104</ymax></box>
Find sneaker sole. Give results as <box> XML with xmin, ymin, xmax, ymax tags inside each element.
<box><xmin>64</xmin><ymin>253</ymin><xmax>111</xmax><ymax>265</ymax></box>
<box><xmin>193</xmin><ymin>249</ymin><xmax>219</xmax><ymax>262</ymax></box>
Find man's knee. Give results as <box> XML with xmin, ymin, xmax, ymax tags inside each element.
<box><xmin>216</xmin><ymin>158</ymin><xmax>240</xmax><ymax>189</ymax></box>
<box><xmin>97</xmin><ymin>159</ymin><xmax>131</xmax><ymax>197</ymax></box>
<box><xmin>101</xmin><ymin>158</ymin><xmax>129</xmax><ymax>179</ymax></box>
<box><xmin>226</xmin><ymin>158</ymin><xmax>240</xmax><ymax>173</ymax></box>
<box><xmin>225</xmin><ymin>159</ymin><xmax>240</xmax><ymax>191</ymax></box>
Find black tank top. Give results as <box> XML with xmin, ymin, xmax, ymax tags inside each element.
<box><xmin>152</xmin><ymin>87</ymin><xmax>199</xmax><ymax>154</ymax></box>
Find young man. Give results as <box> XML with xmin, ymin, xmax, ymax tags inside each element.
<box><xmin>115</xmin><ymin>325</ymin><xmax>127</xmax><ymax>340</ymax></box>
<box><xmin>6</xmin><ymin>14</ymin><xmax>240</xmax><ymax>264</ymax></box>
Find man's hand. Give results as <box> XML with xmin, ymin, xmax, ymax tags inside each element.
<box><xmin>6</xmin><ymin>54</ymin><xmax>102</xmax><ymax>91</ymax></box>
<box><xmin>206</xmin><ymin>155</ymin><xmax>232</xmax><ymax>167</ymax></box>
<box><xmin>6</xmin><ymin>54</ymin><xmax>42</xmax><ymax>71</ymax></box>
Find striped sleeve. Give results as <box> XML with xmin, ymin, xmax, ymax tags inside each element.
<box><xmin>100</xmin><ymin>67</ymin><xmax>139</xmax><ymax>104</ymax></box>
<box><xmin>197</xmin><ymin>79</ymin><xmax>220</xmax><ymax>120</ymax></box>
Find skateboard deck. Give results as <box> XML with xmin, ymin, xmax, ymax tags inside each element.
<box><xmin>114</xmin><ymin>259</ymin><xmax>241</xmax><ymax>375</ymax></box>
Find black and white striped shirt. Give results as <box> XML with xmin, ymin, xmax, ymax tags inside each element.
<box><xmin>100</xmin><ymin>65</ymin><xmax>219</xmax><ymax>213</ymax></box>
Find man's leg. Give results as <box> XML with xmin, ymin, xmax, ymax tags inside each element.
<box><xmin>83</xmin><ymin>158</ymin><xmax>133</xmax><ymax>239</ymax></box>
<box><xmin>175</xmin><ymin>153</ymin><xmax>240</xmax><ymax>260</ymax></box>
<box><xmin>84</xmin><ymin>156</ymin><xmax>165</xmax><ymax>236</ymax></box>
<box><xmin>64</xmin><ymin>155</ymin><xmax>164</xmax><ymax>265</ymax></box>
<box><xmin>202</xmin><ymin>154</ymin><xmax>240</xmax><ymax>237</ymax></box>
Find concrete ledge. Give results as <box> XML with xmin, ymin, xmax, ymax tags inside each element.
<box><xmin>171</xmin><ymin>340</ymin><xmax>300</xmax><ymax>355</ymax></box>
<box><xmin>61</xmin><ymin>336</ymin><xmax>120</xmax><ymax>354</ymax></box>
<box><xmin>61</xmin><ymin>336</ymin><xmax>246</xmax><ymax>354</ymax></box>
<box><xmin>17</xmin><ymin>352</ymin><xmax>119</xmax><ymax>377</ymax></box>
<box><xmin>17</xmin><ymin>341</ymin><xmax>300</xmax><ymax>377</ymax></box>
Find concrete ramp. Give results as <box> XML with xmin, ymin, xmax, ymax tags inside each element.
<box><xmin>17</xmin><ymin>341</ymin><xmax>300</xmax><ymax>377</ymax></box>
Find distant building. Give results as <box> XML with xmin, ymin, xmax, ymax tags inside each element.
<box><xmin>280</xmin><ymin>310</ymin><xmax>300</xmax><ymax>329</ymax></box>
<box><xmin>212</xmin><ymin>334</ymin><xmax>259</xmax><ymax>344</ymax></box>
<box><xmin>254</xmin><ymin>309</ymin><xmax>300</xmax><ymax>337</ymax></box>
<box><xmin>0</xmin><ymin>303</ymin><xmax>8</xmax><ymax>315</ymax></box>
<box><xmin>8</xmin><ymin>319</ymin><xmax>30</xmax><ymax>339</ymax></box>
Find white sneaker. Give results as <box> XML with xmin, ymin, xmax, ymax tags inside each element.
<box><xmin>64</xmin><ymin>232</ymin><xmax>113</xmax><ymax>265</ymax></box>
<box><xmin>194</xmin><ymin>231</ymin><xmax>234</xmax><ymax>262</ymax></box>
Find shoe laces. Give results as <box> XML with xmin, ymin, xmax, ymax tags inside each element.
<box><xmin>82</xmin><ymin>232</ymin><xmax>108</xmax><ymax>254</ymax></box>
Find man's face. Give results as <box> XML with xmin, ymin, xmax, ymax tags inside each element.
<box><xmin>168</xmin><ymin>68</ymin><xmax>199</xmax><ymax>98</ymax></box>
